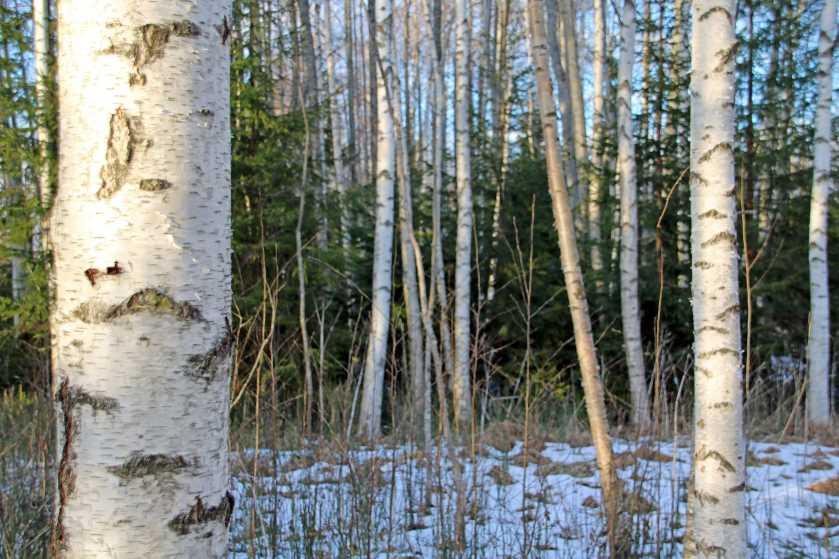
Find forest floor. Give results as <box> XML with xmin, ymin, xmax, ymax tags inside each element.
<box><xmin>228</xmin><ymin>429</ymin><xmax>839</xmax><ymax>558</ymax></box>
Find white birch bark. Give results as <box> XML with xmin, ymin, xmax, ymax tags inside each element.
<box><xmin>557</xmin><ymin>0</ymin><xmax>588</xmax><ymax>228</ymax></box>
<box><xmin>527</xmin><ymin>0</ymin><xmax>619</xmax><ymax>549</ymax></box>
<box><xmin>358</xmin><ymin>0</ymin><xmax>396</xmax><ymax>440</ymax></box>
<box><xmin>807</xmin><ymin>0</ymin><xmax>835</xmax><ymax>429</ymax></box>
<box><xmin>52</xmin><ymin>1</ymin><xmax>232</xmax><ymax>556</ymax></box>
<box><xmin>343</xmin><ymin>0</ymin><xmax>358</xmax><ymax>186</ymax></box>
<box><xmin>670</xmin><ymin>0</ymin><xmax>689</xmax><ymax>288</ymax></box>
<box><xmin>589</xmin><ymin>0</ymin><xmax>606</xmax><ymax>291</ymax></box>
<box><xmin>387</xmin><ymin>14</ymin><xmax>427</xmax><ymax>445</ymax></box>
<box><xmin>542</xmin><ymin>0</ymin><xmax>577</xmax><ymax>199</ymax></box>
<box><xmin>486</xmin><ymin>0</ymin><xmax>512</xmax><ymax>304</ymax></box>
<box><xmin>429</xmin><ymin>0</ymin><xmax>456</xmax><ymax>400</ymax></box>
<box><xmin>324</xmin><ymin>0</ymin><xmax>350</xmax><ymax>259</ymax></box>
<box><xmin>686</xmin><ymin>0</ymin><xmax>746</xmax><ymax>554</ymax></box>
<box><xmin>453</xmin><ymin>0</ymin><xmax>473</xmax><ymax>429</ymax></box>
<box><xmin>617</xmin><ymin>0</ymin><xmax>651</xmax><ymax>429</ymax></box>
<box><xmin>33</xmin><ymin>0</ymin><xmax>50</xmax><ymax>251</ymax></box>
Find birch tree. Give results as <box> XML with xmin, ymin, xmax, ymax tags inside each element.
<box><xmin>526</xmin><ymin>0</ymin><xmax>619</xmax><ymax>548</ymax></box>
<box><xmin>616</xmin><ymin>0</ymin><xmax>651</xmax><ymax>429</ymax></box>
<box><xmin>52</xmin><ymin>1</ymin><xmax>233</xmax><ymax>556</ymax></box>
<box><xmin>686</xmin><ymin>0</ymin><xmax>746</xmax><ymax>554</ymax></box>
<box><xmin>453</xmin><ymin>0</ymin><xmax>473</xmax><ymax>429</ymax></box>
<box><xmin>358</xmin><ymin>0</ymin><xmax>396</xmax><ymax>440</ymax></box>
<box><xmin>557</xmin><ymin>0</ymin><xmax>587</xmax><ymax>226</ymax></box>
<box><xmin>33</xmin><ymin>0</ymin><xmax>50</xmax><ymax>249</ymax></box>
<box><xmin>807</xmin><ymin>0</ymin><xmax>835</xmax><ymax>429</ymax></box>
<box><xmin>588</xmin><ymin>0</ymin><xmax>607</xmax><ymax>290</ymax></box>
<box><xmin>387</xmin><ymin>11</ymin><xmax>427</xmax><ymax>444</ymax></box>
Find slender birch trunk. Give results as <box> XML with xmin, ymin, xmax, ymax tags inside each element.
<box><xmin>617</xmin><ymin>0</ymin><xmax>651</xmax><ymax>430</ymax></box>
<box><xmin>52</xmin><ymin>2</ymin><xmax>233</xmax><ymax>556</ymax></box>
<box><xmin>685</xmin><ymin>0</ymin><xmax>746</xmax><ymax>554</ymax></box>
<box><xmin>667</xmin><ymin>0</ymin><xmax>690</xmax><ymax>288</ymax></box>
<box><xmin>543</xmin><ymin>0</ymin><xmax>577</xmax><ymax>200</ymax></box>
<box><xmin>557</xmin><ymin>0</ymin><xmax>587</xmax><ymax>228</ymax></box>
<box><xmin>526</xmin><ymin>0</ymin><xmax>619</xmax><ymax>549</ymax></box>
<box><xmin>452</xmin><ymin>0</ymin><xmax>474</xmax><ymax>430</ymax></box>
<box><xmin>387</xmin><ymin>19</ymin><xmax>427</xmax><ymax>445</ymax></box>
<box><xmin>324</xmin><ymin>0</ymin><xmax>350</xmax><ymax>260</ymax></box>
<box><xmin>427</xmin><ymin>0</ymin><xmax>455</xmax><ymax>406</ymax></box>
<box><xmin>358</xmin><ymin>0</ymin><xmax>396</xmax><ymax>440</ymax></box>
<box><xmin>807</xmin><ymin>0</ymin><xmax>835</xmax><ymax>429</ymax></box>
<box><xmin>589</xmin><ymin>0</ymin><xmax>606</xmax><ymax>292</ymax></box>
<box><xmin>486</xmin><ymin>0</ymin><xmax>512</xmax><ymax>304</ymax></box>
<box><xmin>33</xmin><ymin>0</ymin><xmax>50</xmax><ymax>251</ymax></box>
<box><xmin>344</xmin><ymin>0</ymin><xmax>358</xmax><ymax>186</ymax></box>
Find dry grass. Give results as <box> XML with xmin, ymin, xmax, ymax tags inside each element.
<box><xmin>807</xmin><ymin>476</ymin><xmax>839</xmax><ymax>496</ymax></box>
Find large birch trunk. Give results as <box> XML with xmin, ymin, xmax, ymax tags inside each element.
<box><xmin>617</xmin><ymin>0</ymin><xmax>651</xmax><ymax>430</ymax></box>
<box><xmin>52</xmin><ymin>2</ymin><xmax>233</xmax><ymax>556</ymax></box>
<box><xmin>685</xmin><ymin>0</ymin><xmax>746</xmax><ymax>554</ymax></box>
<box><xmin>526</xmin><ymin>0</ymin><xmax>619</xmax><ymax>550</ymax></box>
<box><xmin>806</xmin><ymin>0</ymin><xmax>835</xmax><ymax>429</ymax></box>
<box><xmin>358</xmin><ymin>0</ymin><xmax>396</xmax><ymax>440</ymax></box>
<box><xmin>452</xmin><ymin>0</ymin><xmax>474</xmax><ymax>430</ymax></box>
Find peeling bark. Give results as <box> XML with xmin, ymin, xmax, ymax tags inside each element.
<box><xmin>73</xmin><ymin>288</ymin><xmax>204</xmax><ymax>324</ymax></box>
<box><xmin>98</xmin><ymin>108</ymin><xmax>134</xmax><ymax>199</ymax></box>
<box><xmin>139</xmin><ymin>178</ymin><xmax>173</xmax><ymax>191</ymax></box>
<box><xmin>104</xmin><ymin>20</ymin><xmax>201</xmax><ymax>86</ymax></box>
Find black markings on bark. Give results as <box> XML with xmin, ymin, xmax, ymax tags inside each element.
<box><xmin>98</xmin><ymin>108</ymin><xmax>133</xmax><ymax>199</ymax></box>
<box><xmin>728</xmin><ymin>481</ymin><xmax>747</xmax><ymax>493</ymax></box>
<box><xmin>108</xmin><ymin>453</ymin><xmax>192</xmax><ymax>480</ymax></box>
<box><xmin>216</xmin><ymin>16</ymin><xmax>231</xmax><ymax>45</ymax></box>
<box><xmin>697</xmin><ymin>348</ymin><xmax>740</xmax><ymax>359</ymax></box>
<box><xmin>698</xmin><ymin>209</ymin><xmax>727</xmax><ymax>220</ymax></box>
<box><xmin>74</xmin><ymin>288</ymin><xmax>203</xmax><ymax>323</ymax></box>
<box><xmin>715</xmin><ymin>304</ymin><xmax>740</xmax><ymax>321</ymax></box>
<box><xmin>697</xmin><ymin>325</ymin><xmax>729</xmax><ymax>336</ymax></box>
<box><xmin>700</xmin><ymin>231</ymin><xmax>736</xmax><ymax>249</ymax></box>
<box><xmin>139</xmin><ymin>179</ymin><xmax>173</xmax><ymax>192</ymax></box>
<box><xmin>168</xmin><ymin>491</ymin><xmax>235</xmax><ymax>535</ymax></box>
<box><xmin>699</xmin><ymin>6</ymin><xmax>733</xmax><ymax>24</ymax></box>
<box><xmin>696</xmin><ymin>446</ymin><xmax>737</xmax><ymax>473</ymax></box>
<box><xmin>186</xmin><ymin>319</ymin><xmax>233</xmax><ymax>383</ymax></box>
<box><xmin>692</xmin><ymin>489</ymin><xmax>720</xmax><ymax>506</ymax></box>
<box><xmin>714</xmin><ymin>42</ymin><xmax>739</xmax><ymax>72</ymax></box>
<box><xmin>698</xmin><ymin>142</ymin><xmax>734</xmax><ymax>164</ymax></box>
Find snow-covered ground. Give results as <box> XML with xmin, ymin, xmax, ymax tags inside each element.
<box><xmin>229</xmin><ymin>438</ymin><xmax>839</xmax><ymax>557</ymax></box>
